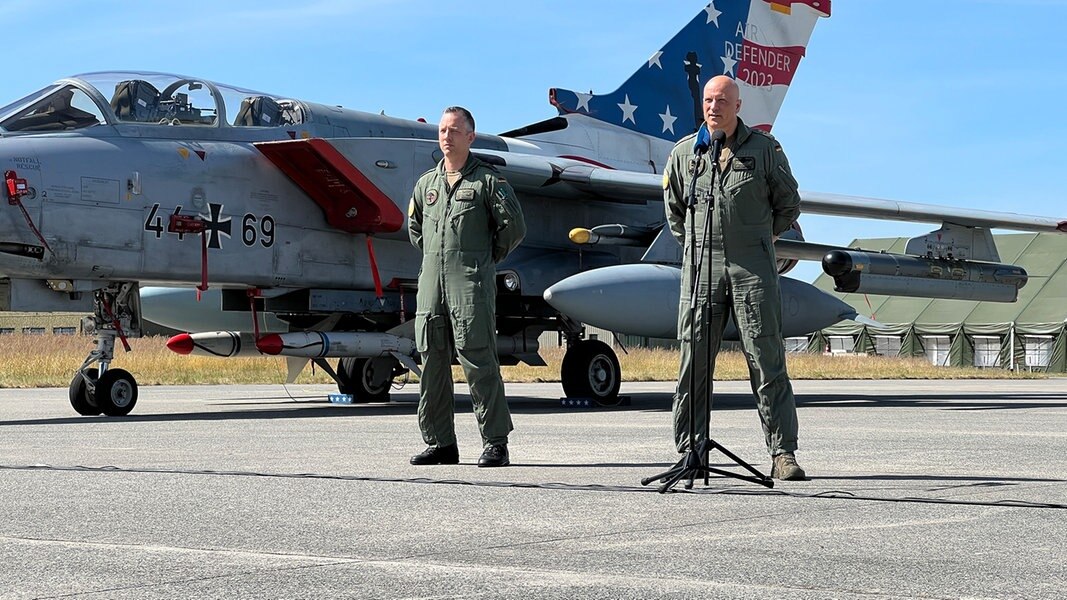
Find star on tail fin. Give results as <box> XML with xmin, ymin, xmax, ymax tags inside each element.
<box><xmin>549</xmin><ymin>0</ymin><xmax>831</xmax><ymax>142</ymax></box>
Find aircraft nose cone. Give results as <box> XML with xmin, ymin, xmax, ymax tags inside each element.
<box><xmin>255</xmin><ymin>333</ymin><xmax>283</xmax><ymax>355</ymax></box>
<box><xmin>166</xmin><ymin>333</ymin><xmax>194</xmax><ymax>355</ymax></box>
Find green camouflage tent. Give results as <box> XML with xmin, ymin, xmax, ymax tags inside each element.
<box><xmin>811</xmin><ymin>233</ymin><xmax>1067</xmax><ymax>373</ymax></box>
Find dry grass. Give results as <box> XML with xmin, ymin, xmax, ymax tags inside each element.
<box><xmin>0</xmin><ymin>334</ymin><xmax>336</xmax><ymax>388</ymax></box>
<box><xmin>0</xmin><ymin>334</ymin><xmax>1044</xmax><ymax>388</ymax></box>
<box><xmin>493</xmin><ymin>345</ymin><xmax>1044</xmax><ymax>382</ymax></box>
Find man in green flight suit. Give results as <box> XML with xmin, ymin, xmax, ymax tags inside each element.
<box><xmin>663</xmin><ymin>76</ymin><xmax>806</xmax><ymax>480</ymax></box>
<box><xmin>407</xmin><ymin>106</ymin><xmax>526</xmax><ymax>468</ymax></box>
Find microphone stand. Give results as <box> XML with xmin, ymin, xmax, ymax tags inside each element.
<box><xmin>642</xmin><ymin>135</ymin><xmax>773</xmax><ymax>493</ymax></box>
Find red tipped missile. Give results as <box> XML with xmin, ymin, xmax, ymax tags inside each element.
<box><xmin>165</xmin><ymin>331</ymin><xmax>264</xmax><ymax>357</ymax></box>
<box><xmin>254</xmin><ymin>331</ymin><xmax>416</xmax><ymax>358</ymax></box>
<box><xmin>165</xmin><ymin>333</ymin><xmax>194</xmax><ymax>355</ymax></box>
<box><xmin>167</xmin><ymin>330</ymin><xmax>418</xmax><ymax>359</ymax></box>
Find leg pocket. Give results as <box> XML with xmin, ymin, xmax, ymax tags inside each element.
<box><xmin>451</xmin><ymin>303</ymin><xmax>493</xmax><ymax>350</ymax></box>
<box><xmin>739</xmin><ymin>287</ymin><xmax>780</xmax><ymax>339</ymax></box>
<box><xmin>415</xmin><ymin>312</ymin><xmax>449</xmax><ymax>353</ymax></box>
<box><xmin>676</xmin><ymin>297</ymin><xmax>691</xmax><ymax>341</ymax></box>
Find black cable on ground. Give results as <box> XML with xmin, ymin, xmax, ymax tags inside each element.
<box><xmin>2</xmin><ymin>463</ymin><xmax>1064</xmax><ymax>510</ymax></box>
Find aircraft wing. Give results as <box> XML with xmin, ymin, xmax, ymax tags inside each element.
<box><xmin>483</xmin><ymin>149</ymin><xmax>1067</xmax><ymax>234</ymax></box>
<box><xmin>799</xmin><ymin>191</ymin><xmax>1067</xmax><ymax>234</ymax></box>
<box><xmin>474</xmin><ymin>149</ymin><xmax>654</xmax><ymax>205</ymax></box>
<box><xmin>493</xmin><ymin>150</ymin><xmax>1063</xmax><ymax>304</ymax></box>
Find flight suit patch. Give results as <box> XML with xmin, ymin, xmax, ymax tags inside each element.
<box><xmin>688</xmin><ymin>157</ymin><xmax>707</xmax><ymax>177</ymax></box>
<box><xmin>734</xmin><ymin>156</ymin><xmax>755</xmax><ymax>171</ymax></box>
<box><xmin>457</xmin><ymin>188</ymin><xmax>476</xmax><ymax>201</ymax></box>
<box><xmin>426</xmin><ymin>190</ymin><xmax>438</xmax><ymax>205</ymax></box>
<box><xmin>408</xmin><ymin>198</ymin><xmax>415</xmax><ymax>217</ymax></box>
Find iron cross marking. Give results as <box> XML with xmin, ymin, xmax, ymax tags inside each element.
<box><xmin>200</xmin><ymin>203</ymin><xmax>232</xmax><ymax>250</ymax></box>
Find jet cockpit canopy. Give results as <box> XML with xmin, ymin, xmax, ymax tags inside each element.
<box><xmin>0</xmin><ymin>71</ymin><xmax>307</xmax><ymax>133</ymax></box>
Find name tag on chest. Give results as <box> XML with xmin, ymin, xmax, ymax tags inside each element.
<box><xmin>733</xmin><ymin>156</ymin><xmax>756</xmax><ymax>171</ymax></box>
<box><xmin>456</xmin><ymin>188</ymin><xmax>476</xmax><ymax>201</ymax></box>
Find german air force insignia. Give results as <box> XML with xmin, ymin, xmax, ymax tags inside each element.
<box><xmin>426</xmin><ymin>189</ymin><xmax>438</xmax><ymax>206</ymax></box>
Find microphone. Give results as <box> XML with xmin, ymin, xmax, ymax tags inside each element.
<box><xmin>710</xmin><ymin>129</ymin><xmax>726</xmax><ymax>160</ymax></box>
<box><xmin>692</xmin><ymin>123</ymin><xmax>711</xmax><ymax>155</ymax></box>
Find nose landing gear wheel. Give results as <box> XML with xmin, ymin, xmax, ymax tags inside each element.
<box><xmin>561</xmin><ymin>339</ymin><xmax>622</xmax><ymax>406</ymax></box>
<box><xmin>69</xmin><ymin>368</ymin><xmax>102</xmax><ymax>416</ymax></box>
<box><xmin>95</xmin><ymin>368</ymin><xmax>138</xmax><ymax>416</ymax></box>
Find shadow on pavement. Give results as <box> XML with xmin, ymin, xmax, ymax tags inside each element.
<box><xmin>3</xmin><ymin>388</ymin><xmax>1063</xmax><ymax>428</ymax></box>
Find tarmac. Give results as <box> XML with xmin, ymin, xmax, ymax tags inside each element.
<box><xmin>1</xmin><ymin>378</ymin><xmax>1064</xmax><ymax>599</ymax></box>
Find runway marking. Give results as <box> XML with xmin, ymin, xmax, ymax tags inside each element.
<box><xmin>0</xmin><ymin>533</ymin><xmax>964</xmax><ymax>600</ymax></box>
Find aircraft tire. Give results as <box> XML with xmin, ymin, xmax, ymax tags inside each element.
<box><xmin>561</xmin><ymin>339</ymin><xmax>621</xmax><ymax>405</ymax></box>
<box><xmin>69</xmin><ymin>368</ymin><xmax>102</xmax><ymax>416</ymax></box>
<box><xmin>337</xmin><ymin>357</ymin><xmax>392</xmax><ymax>403</ymax></box>
<box><xmin>95</xmin><ymin>368</ymin><xmax>138</xmax><ymax>417</ymax></box>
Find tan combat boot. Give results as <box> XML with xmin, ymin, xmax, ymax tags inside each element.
<box><xmin>771</xmin><ymin>452</ymin><xmax>807</xmax><ymax>481</ymax></box>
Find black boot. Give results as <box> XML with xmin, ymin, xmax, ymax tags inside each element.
<box><xmin>478</xmin><ymin>444</ymin><xmax>510</xmax><ymax>468</ymax></box>
<box><xmin>410</xmin><ymin>443</ymin><xmax>460</xmax><ymax>465</ymax></box>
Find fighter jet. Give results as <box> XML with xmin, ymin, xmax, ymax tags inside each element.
<box><xmin>2</xmin><ymin>0</ymin><xmax>1064</xmax><ymax>416</ymax></box>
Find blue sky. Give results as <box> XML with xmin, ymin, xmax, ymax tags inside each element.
<box><xmin>3</xmin><ymin>0</ymin><xmax>1065</xmax><ymax>283</ymax></box>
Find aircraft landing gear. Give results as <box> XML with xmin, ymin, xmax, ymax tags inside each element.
<box><xmin>561</xmin><ymin>339</ymin><xmax>622</xmax><ymax>406</ymax></box>
<box><xmin>336</xmin><ymin>356</ymin><xmax>399</xmax><ymax>403</ymax></box>
<box><xmin>69</xmin><ymin>368</ymin><xmax>100</xmax><ymax>416</ymax></box>
<box><xmin>70</xmin><ymin>282</ymin><xmax>143</xmax><ymax>416</ymax></box>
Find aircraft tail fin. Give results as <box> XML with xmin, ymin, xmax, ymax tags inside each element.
<box><xmin>549</xmin><ymin>0</ymin><xmax>831</xmax><ymax>141</ymax></box>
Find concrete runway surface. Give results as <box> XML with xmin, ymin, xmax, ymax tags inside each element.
<box><xmin>1</xmin><ymin>379</ymin><xmax>1064</xmax><ymax>599</ymax></box>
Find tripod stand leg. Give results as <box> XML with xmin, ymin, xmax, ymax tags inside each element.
<box><xmin>641</xmin><ymin>465</ymin><xmax>681</xmax><ymax>487</ymax></box>
<box><xmin>658</xmin><ymin>467</ymin><xmax>690</xmax><ymax>494</ymax></box>
<box><xmin>707</xmin><ymin>439</ymin><xmax>773</xmax><ymax>484</ymax></box>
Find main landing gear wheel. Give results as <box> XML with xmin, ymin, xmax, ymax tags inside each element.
<box><xmin>336</xmin><ymin>357</ymin><xmax>394</xmax><ymax>403</ymax></box>
<box><xmin>95</xmin><ymin>368</ymin><xmax>138</xmax><ymax>416</ymax></box>
<box><xmin>561</xmin><ymin>339</ymin><xmax>622</xmax><ymax>406</ymax></box>
<box><xmin>69</xmin><ymin>368</ymin><xmax>101</xmax><ymax>416</ymax></box>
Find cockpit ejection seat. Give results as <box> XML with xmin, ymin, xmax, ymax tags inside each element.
<box><xmin>110</xmin><ymin>80</ymin><xmax>161</xmax><ymax>122</ymax></box>
<box><xmin>233</xmin><ymin>95</ymin><xmax>284</xmax><ymax>127</ymax></box>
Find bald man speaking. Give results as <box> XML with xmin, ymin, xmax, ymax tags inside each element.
<box><xmin>662</xmin><ymin>76</ymin><xmax>805</xmax><ymax>480</ymax></box>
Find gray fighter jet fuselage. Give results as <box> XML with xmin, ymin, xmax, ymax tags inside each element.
<box><xmin>0</xmin><ymin>72</ymin><xmax>660</xmax><ymax>292</ymax></box>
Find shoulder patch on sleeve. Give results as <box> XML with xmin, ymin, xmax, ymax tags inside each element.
<box><xmin>662</xmin><ymin>169</ymin><xmax>670</xmax><ymax>190</ymax></box>
<box><xmin>408</xmin><ymin>198</ymin><xmax>416</xmax><ymax>217</ymax></box>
